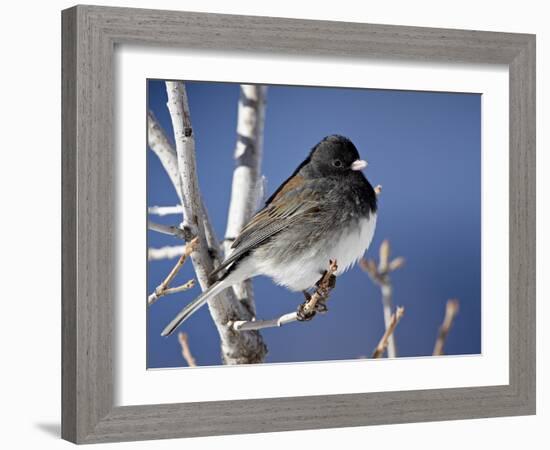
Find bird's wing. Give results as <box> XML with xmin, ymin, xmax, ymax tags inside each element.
<box><xmin>209</xmin><ymin>179</ymin><xmax>322</xmax><ymax>280</ymax></box>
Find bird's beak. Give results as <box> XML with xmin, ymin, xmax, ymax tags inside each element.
<box><xmin>351</xmin><ymin>159</ymin><xmax>368</xmax><ymax>171</ymax></box>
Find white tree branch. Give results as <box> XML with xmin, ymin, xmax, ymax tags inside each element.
<box><xmin>164</xmin><ymin>81</ymin><xmax>266</xmax><ymax>364</ymax></box>
<box><xmin>148</xmin><ymin>245</ymin><xmax>186</xmax><ymax>261</ymax></box>
<box><xmin>229</xmin><ymin>312</ymin><xmax>300</xmax><ymax>331</ymax></box>
<box><xmin>178</xmin><ymin>332</ymin><xmax>197</xmax><ymax>367</ymax></box>
<box><xmin>148</xmin><ymin>205</ymin><xmax>184</xmax><ymax>216</ymax></box>
<box><xmin>224</xmin><ymin>85</ymin><xmax>268</xmax><ymax>315</ymax></box>
<box><xmin>433</xmin><ymin>299</ymin><xmax>460</xmax><ymax>356</ymax></box>
<box><xmin>147</xmin><ymin>113</ymin><xmax>222</xmax><ymax>260</ymax></box>
<box><xmin>372</xmin><ymin>306</ymin><xmax>405</xmax><ymax>358</ymax></box>
<box><xmin>360</xmin><ymin>240</ymin><xmax>405</xmax><ymax>358</ymax></box>
<box><xmin>381</xmin><ymin>284</ymin><xmax>395</xmax><ymax>357</ymax></box>
<box><xmin>147</xmin><ymin>220</ymin><xmax>190</xmax><ymax>240</ymax></box>
<box><xmin>147</xmin><ymin>111</ymin><xmax>183</xmax><ymax>203</ymax></box>
<box><xmin>224</xmin><ymin>85</ymin><xmax>267</xmax><ymax>241</ymax></box>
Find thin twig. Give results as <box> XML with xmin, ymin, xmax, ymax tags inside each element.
<box><xmin>229</xmin><ymin>315</ymin><xmax>299</xmax><ymax>332</ymax></box>
<box><xmin>148</xmin><ymin>238</ymin><xmax>198</xmax><ymax>305</ymax></box>
<box><xmin>230</xmin><ymin>313</ymin><xmax>299</xmax><ymax>332</ymax></box>
<box><xmin>148</xmin><ymin>220</ymin><xmax>191</xmax><ymax>241</ymax></box>
<box><xmin>372</xmin><ymin>306</ymin><xmax>405</xmax><ymax>358</ymax></box>
<box><xmin>360</xmin><ymin>240</ymin><xmax>405</xmax><ymax>358</ymax></box>
<box><xmin>148</xmin><ymin>205</ymin><xmax>184</xmax><ymax>216</ymax></box>
<box><xmin>433</xmin><ymin>299</ymin><xmax>460</xmax><ymax>356</ymax></box>
<box><xmin>229</xmin><ymin>260</ymin><xmax>338</xmax><ymax>332</ymax></box>
<box><xmin>157</xmin><ymin>238</ymin><xmax>197</xmax><ymax>290</ymax></box>
<box><xmin>163</xmin><ymin>280</ymin><xmax>196</xmax><ymax>296</ymax></box>
<box><xmin>178</xmin><ymin>332</ymin><xmax>197</xmax><ymax>367</ymax></box>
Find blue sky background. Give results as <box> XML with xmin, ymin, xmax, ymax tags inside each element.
<box><xmin>147</xmin><ymin>80</ymin><xmax>481</xmax><ymax>368</ymax></box>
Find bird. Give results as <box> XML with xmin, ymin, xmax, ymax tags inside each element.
<box><xmin>161</xmin><ymin>134</ymin><xmax>378</xmax><ymax>336</ymax></box>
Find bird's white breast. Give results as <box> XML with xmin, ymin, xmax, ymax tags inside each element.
<box><xmin>328</xmin><ymin>213</ymin><xmax>377</xmax><ymax>276</ymax></box>
<box><xmin>250</xmin><ymin>213</ymin><xmax>377</xmax><ymax>292</ymax></box>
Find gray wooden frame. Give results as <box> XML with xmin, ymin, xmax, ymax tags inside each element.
<box><xmin>62</xmin><ymin>4</ymin><xmax>536</xmax><ymax>444</ymax></box>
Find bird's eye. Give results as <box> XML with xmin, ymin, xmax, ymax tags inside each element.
<box><xmin>333</xmin><ymin>159</ymin><xmax>343</xmax><ymax>168</ymax></box>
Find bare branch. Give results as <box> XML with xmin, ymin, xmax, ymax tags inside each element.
<box><xmin>372</xmin><ymin>306</ymin><xmax>405</xmax><ymax>358</ymax></box>
<box><xmin>147</xmin><ymin>113</ymin><xmax>220</xmax><ymax>255</ymax></box>
<box><xmin>156</xmin><ymin>239</ymin><xmax>195</xmax><ymax>291</ymax></box>
<box><xmin>178</xmin><ymin>332</ymin><xmax>197</xmax><ymax>367</ymax></box>
<box><xmin>148</xmin><ymin>220</ymin><xmax>191</xmax><ymax>241</ymax></box>
<box><xmin>165</xmin><ymin>82</ymin><xmax>205</xmax><ymax>240</ymax></box>
<box><xmin>433</xmin><ymin>299</ymin><xmax>460</xmax><ymax>356</ymax></box>
<box><xmin>163</xmin><ymin>280</ymin><xmax>196</xmax><ymax>296</ymax></box>
<box><xmin>230</xmin><ymin>312</ymin><xmax>300</xmax><ymax>332</ymax></box>
<box><xmin>388</xmin><ymin>256</ymin><xmax>406</xmax><ymax>272</ymax></box>
<box><xmin>148</xmin><ymin>205</ymin><xmax>184</xmax><ymax>216</ymax></box>
<box><xmin>379</xmin><ymin>240</ymin><xmax>390</xmax><ymax>273</ymax></box>
<box><xmin>224</xmin><ymin>85</ymin><xmax>268</xmax><ymax>315</ymax></box>
<box><xmin>360</xmin><ymin>239</ymin><xmax>405</xmax><ymax>358</ymax></box>
<box><xmin>148</xmin><ymin>245</ymin><xmax>185</xmax><ymax>261</ymax></box>
<box><xmin>164</xmin><ymin>81</ymin><xmax>266</xmax><ymax>364</ymax></box>
<box><xmin>147</xmin><ymin>111</ymin><xmax>184</xmax><ymax>203</ymax></box>
<box><xmin>229</xmin><ymin>260</ymin><xmax>338</xmax><ymax>332</ymax></box>
<box><xmin>148</xmin><ymin>238</ymin><xmax>198</xmax><ymax>305</ymax></box>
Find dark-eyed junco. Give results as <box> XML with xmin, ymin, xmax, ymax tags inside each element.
<box><xmin>162</xmin><ymin>134</ymin><xmax>378</xmax><ymax>336</ymax></box>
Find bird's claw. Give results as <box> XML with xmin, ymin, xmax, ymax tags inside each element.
<box><xmin>297</xmin><ymin>270</ymin><xmax>335</xmax><ymax>321</ymax></box>
<box><xmin>296</xmin><ymin>302</ymin><xmax>316</xmax><ymax>321</ymax></box>
<box><xmin>296</xmin><ymin>295</ymin><xmax>329</xmax><ymax>321</ymax></box>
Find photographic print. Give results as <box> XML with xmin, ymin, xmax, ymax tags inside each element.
<box><xmin>146</xmin><ymin>80</ymin><xmax>481</xmax><ymax>369</ymax></box>
<box><xmin>61</xmin><ymin>8</ymin><xmax>536</xmax><ymax>442</ymax></box>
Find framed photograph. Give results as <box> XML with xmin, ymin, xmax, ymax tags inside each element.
<box><xmin>62</xmin><ymin>5</ymin><xmax>535</xmax><ymax>444</ymax></box>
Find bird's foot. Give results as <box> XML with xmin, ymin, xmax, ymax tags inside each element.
<box><xmin>296</xmin><ymin>303</ymin><xmax>316</xmax><ymax>321</ymax></box>
<box><xmin>296</xmin><ymin>289</ymin><xmax>329</xmax><ymax>321</ymax></box>
<box><xmin>297</xmin><ymin>262</ymin><xmax>337</xmax><ymax>321</ymax></box>
<box><xmin>297</xmin><ymin>291</ymin><xmax>315</xmax><ymax>321</ymax></box>
<box><xmin>315</xmin><ymin>272</ymin><xmax>336</xmax><ymax>290</ymax></box>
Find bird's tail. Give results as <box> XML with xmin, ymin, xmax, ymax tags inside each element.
<box><xmin>161</xmin><ymin>279</ymin><xmax>229</xmax><ymax>337</ymax></box>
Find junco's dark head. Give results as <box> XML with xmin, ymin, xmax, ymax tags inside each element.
<box><xmin>302</xmin><ymin>135</ymin><xmax>367</xmax><ymax>178</ymax></box>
